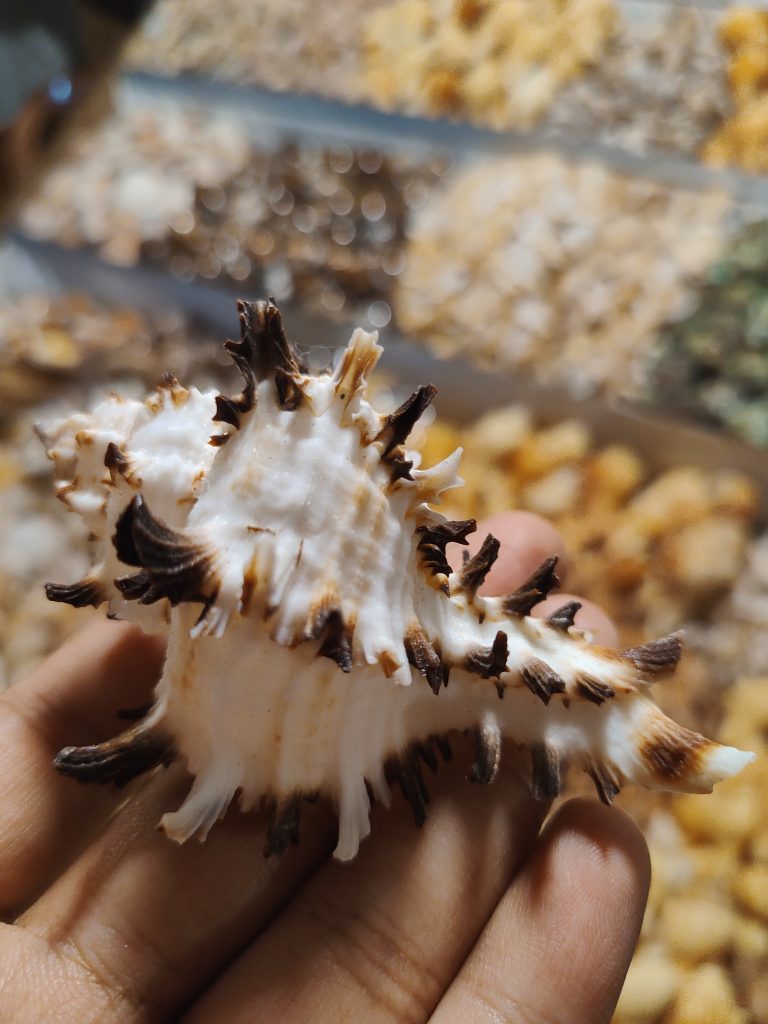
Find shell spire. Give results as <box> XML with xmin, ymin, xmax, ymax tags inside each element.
<box><xmin>39</xmin><ymin>298</ymin><xmax>754</xmax><ymax>861</ymax></box>
<box><xmin>214</xmin><ymin>298</ymin><xmax>306</xmax><ymax>441</ymax></box>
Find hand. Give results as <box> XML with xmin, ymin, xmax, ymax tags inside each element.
<box><xmin>0</xmin><ymin>511</ymin><xmax>649</xmax><ymax>1023</ymax></box>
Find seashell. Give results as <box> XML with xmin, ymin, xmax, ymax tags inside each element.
<box><xmin>39</xmin><ymin>299</ymin><xmax>754</xmax><ymax>860</ymax></box>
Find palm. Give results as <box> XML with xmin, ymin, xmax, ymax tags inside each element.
<box><xmin>0</xmin><ymin>513</ymin><xmax>648</xmax><ymax>1023</ymax></box>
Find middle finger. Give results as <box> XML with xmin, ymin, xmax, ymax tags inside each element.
<box><xmin>20</xmin><ymin>765</ymin><xmax>338</xmax><ymax>1021</ymax></box>
<box><xmin>184</xmin><ymin>747</ymin><xmax>543</xmax><ymax>1024</ymax></box>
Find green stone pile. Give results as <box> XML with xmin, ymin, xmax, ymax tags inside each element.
<box><xmin>649</xmin><ymin>222</ymin><xmax>768</xmax><ymax>448</ymax></box>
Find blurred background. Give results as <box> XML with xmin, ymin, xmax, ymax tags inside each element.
<box><xmin>2</xmin><ymin>2</ymin><xmax>768</xmax><ymax>1020</ymax></box>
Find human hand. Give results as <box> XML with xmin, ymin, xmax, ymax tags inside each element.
<box><xmin>0</xmin><ymin>511</ymin><xmax>649</xmax><ymax>1023</ymax></box>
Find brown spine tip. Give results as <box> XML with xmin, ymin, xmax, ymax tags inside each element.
<box><xmin>622</xmin><ymin>632</ymin><xmax>683</xmax><ymax>678</ymax></box>
<box><xmin>389</xmin><ymin>456</ymin><xmax>415</xmax><ymax>484</ymax></box>
<box><xmin>217</xmin><ymin>337</ymin><xmax>256</xmax><ymax>427</ymax></box>
<box><xmin>575</xmin><ymin>674</ymin><xmax>615</xmax><ymax>705</ymax></box>
<box><xmin>521</xmin><ymin>657</ymin><xmax>566</xmax><ymax>705</ymax></box>
<box><xmin>586</xmin><ymin>762</ymin><xmax>622</xmax><ymax>805</ymax></box>
<box><xmin>213</xmin><ymin>394</ymin><xmax>243</xmax><ymax>428</ymax></box>
<box><xmin>275</xmin><ymin>372</ymin><xmax>304</xmax><ymax>411</ymax></box>
<box><xmin>377</xmin><ymin>650</ymin><xmax>401</xmax><ymax>678</ymax></box>
<box><xmin>375</xmin><ymin>384</ymin><xmax>438</xmax><ymax>460</ymax></box>
<box><xmin>115</xmin><ymin>570</ymin><xmax>152</xmax><ymax>601</ymax></box>
<box><xmin>502</xmin><ymin>555</ymin><xmax>560</xmax><ymax>616</ymax></box>
<box><xmin>236</xmin><ymin>297</ymin><xmax>305</xmax><ymax>410</ymax></box>
<box><xmin>112</xmin><ymin>499</ymin><xmax>143</xmax><ymax>567</ymax></box>
<box><xmin>403</xmin><ymin>757</ymin><xmax>430</xmax><ymax>826</ymax></box>
<box><xmin>547</xmin><ymin>600</ymin><xmax>582</xmax><ymax>632</ymax></box>
<box><xmin>104</xmin><ymin>442</ymin><xmax>135</xmax><ymax>484</ymax></box>
<box><xmin>386</xmin><ymin>753</ymin><xmax>430</xmax><ymax>827</ymax></box>
<box><xmin>530</xmin><ymin>743</ymin><xmax>563</xmax><ymax>801</ymax></box>
<box><xmin>54</xmin><ymin>720</ymin><xmax>175</xmax><ymax>788</ymax></box>
<box><xmin>264</xmin><ymin>798</ymin><xmax>301</xmax><ymax>857</ymax></box>
<box><xmin>45</xmin><ymin>576</ymin><xmax>106</xmax><ymax>608</ymax></box>
<box><xmin>466</xmin><ymin>630</ymin><xmax>509</xmax><ymax>679</ymax></box>
<box><xmin>458</xmin><ymin>533</ymin><xmax>500</xmax><ymax>599</ymax></box>
<box><xmin>467</xmin><ymin>720</ymin><xmax>502</xmax><ymax>785</ymax></box>
<box><xmin>416</xmin><ymin>518</ymin><xmax>477</xmax><ymax>579</ymax></box>
<box><xmin>144</xmin><ymin>375</ymin><xmax>188</xmax><ymax>414</ymax></box>
<box><xmin>404</xmin><ymin>625</ymin><xmax>448</xmax><ymax>694</ymax></box>
<box><xmin>314</xmin><ymin>607</ymin><xmax>354</xmax><ymax>673</ymax></box>
<box><xmin>431</xmin><ymin>734</ymin><xmax>453</xmax><ymax>762</ymax></box>
<box><xmin>415</xmin><ymin>741</ymin><xmax>438</xmax><ymax>774</ymax></box>
<box><xmin>117</xmin><ymin>495</ymin><xmax>216</xmax><ymax>606</ymax></box>
<box><xmin>214</xmin><ymin>297</ymin><xmax>306</xmax><ymax>430</ymax></box>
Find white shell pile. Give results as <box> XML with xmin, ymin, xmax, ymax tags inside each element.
<box><xmin>18</xmin><ymin>100</ymin><xmax>250</xmax><ymax>266</ymax></box>
<box><xmin>124</xmin><ymin>0</ymin><xmax>381</xmax><ymax>100</ymax></box>
<box><xmin>544</xmin><ymin>6</ymin><xmax>728</xmax><ymax>156</ymax></box>
<box><xmin>395</xmin><ymin>153</ymin><xmax>729</xmax><ymax>396</ymax></box>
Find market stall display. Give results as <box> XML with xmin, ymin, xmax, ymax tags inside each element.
<box><xmin>123</xmin><ymin>0</ymin><xmax>381</xmax><ymax>102</ymax></box>
<box><xmin>544</xmin><ymin>5</ymin><xmax>727</xmax><ymax>157</ymax></box>
<box><xmin>361</xmin><ymin>0</ymin><xmax>617</xmax><ymax>128</ymax></box>
<box><xmin>395</xmin><ymin>152</ymin><xmax>730</xmax><ymax>397</ymax></box>
<box><xmin>17</xmin><ymin>96</ymin><xmax>447</xmax><ymax>320</ymax></box>
<box><xmin>4</xmin><ymin>0</ymin><xmax>768</xmax><ymax>1018</ymax></box>
<box><xmin>123</xmin><ymin>0</ymin><xmax>761</xmax><ymax>170</ymax></box>
<box><xmin>704</xmin><ymin>7</ymin><xmax>768</xmax><ymax>175</ymax></box>
<box><xmin>649</xmin><ymin>220</ymin><xmax>768</xmax><ymax>448</ymax></box>
<box><xmin>1</xmin><ymin>287</ymin><xmax>766</xmax><ymax>1017</ymax></box>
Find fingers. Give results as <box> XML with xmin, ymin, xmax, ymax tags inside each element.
<box><xmin>431</xmin><ymin>799</ymin><xmax>651</xmax><ymax>1024</ymax></box>
<box><xmin>7</xmin><ymin>506</ymin><xmax>626</xmax><ymax>1024</ymax></box>
<box><xmin>0</xmin><ymin>618</ymin><xmax>164</xmax><ymax>915</ymax></box>
<box><xmin>14</xmin><ymin>512</ymin><xmax>565</xmax><ymax>1020</ymax></box>
<box><xmin>183</xmin><ymin>746</ymin><xmax>545</xmax><ymax>1024</ymax></box>
<box><xmin>20</xmin><ymin>764</ymin><xmax>338</xmax><ymax>1022</ymax></box>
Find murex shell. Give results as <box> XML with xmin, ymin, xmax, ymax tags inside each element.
<box><xmin>40</xmin><ymin>299</ymin><xmax>753</xmax><ymax>860</ymax></box>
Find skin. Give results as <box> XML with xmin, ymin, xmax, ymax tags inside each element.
<box><xmin>0</xmin><ymin>511</ymin><xmax>649</xmax><ymax>1023</ymax></box>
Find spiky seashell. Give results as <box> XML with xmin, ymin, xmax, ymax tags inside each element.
<box><xmin>39</xmin><ymin>299</ymin><xmax>754</xmax><ymax>860</ymax></box>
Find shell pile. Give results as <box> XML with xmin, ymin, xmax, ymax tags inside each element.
<box><xmin>39</xmin><ymin>300</ymin><xmax>752</xmax><ymax>860</ymax></box>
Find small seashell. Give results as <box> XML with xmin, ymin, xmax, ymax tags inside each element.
<box><xmin>40</xmin><ymin>300</ymin><xmax>754</xmax><ymax>860</ymax></box>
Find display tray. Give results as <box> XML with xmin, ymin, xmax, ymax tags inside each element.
<box><xmin>121</xmin><ymin>0</ymin><xmax>768</xmax><ymax>183</ymax></box>
<box><xmin>8</xmin><ymin>232</ymin><xmax>768</xmax><ymax>519</ymax></box>
<box><xmin>10</xmin><ymin>70</ymin><xmax>768</xmax><ymax>451</ymax></box>
<box><xmin>120</xmin><ymin>70</ymin><xmax>768</xmax><ymax>211</ymax></box>
<box><xmin>3</xmin><ymin>14</ymin><xmax>768</xmax><ymax>1020</ymax></box>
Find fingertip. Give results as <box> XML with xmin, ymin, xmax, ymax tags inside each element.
<box><xmin>544</xmin><ymin>797</ymin><xmax>651</xmax><ymax>907</ymax></box>
<box><xmin>533</xmin><ymin>594</ymin><xmax>620</xmax><ymax>648</ymax></box>
<box><xmin>431</xmin><ymin>796</ymin><xmax>652</xmax><ymax>1024</ymax></box>
<box><xmin>523</xmin><ymin>797</ymin><xmax>650</xmax><ymax>1020</ymax></box>
<box><xmin>447</xmin><ymin>511</ymin><xmax>569</xmax><ymax>596</ymax></box>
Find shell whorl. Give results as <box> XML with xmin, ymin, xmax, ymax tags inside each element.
<box><xmin>41</xmin><ymin>299</ymin><xmax>754</xmax><ymax>860</ymax></box>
